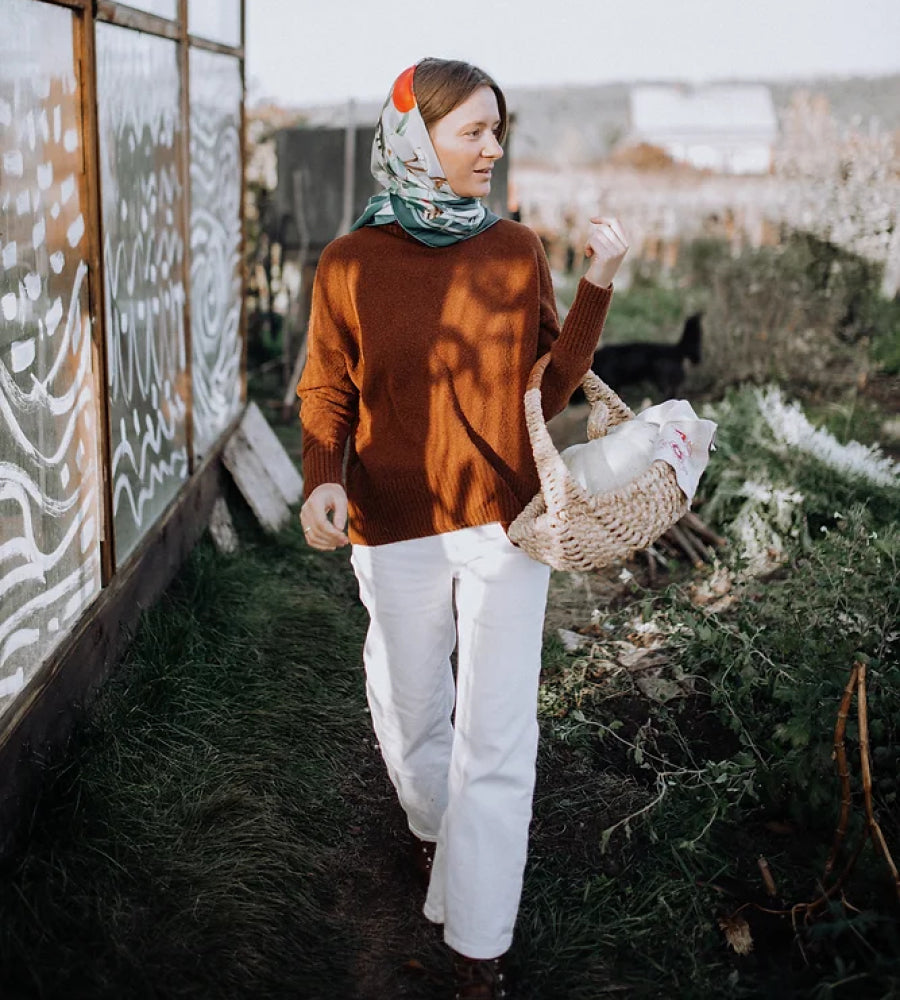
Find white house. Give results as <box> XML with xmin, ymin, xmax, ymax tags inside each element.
<box><xmin>629</xmin><ymin>84</ymin><xmax>778</xmax><ymax>174</ymax></box>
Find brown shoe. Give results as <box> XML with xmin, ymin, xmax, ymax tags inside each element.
<box><xmin>452</xmin><ymin>951</ymin><xmax>511</xmax><ymax>999</ymax></box>
<box><xmin>410</xmin><ymin>835</ymin><xmax>436</xmax><ymax>890</ymax></box>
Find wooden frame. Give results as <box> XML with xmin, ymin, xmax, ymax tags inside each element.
<box><xmin>177</xmin><ymin>0</ymin><xmax>196</xmax><ymax>473</ymax></box>
<box><xmin>94</xmin><ymin>0</ymin><xmax>244</xmax><ymax>57</ymax></box>
<box><xmin>76</xmin><ymin>3</ymin><xmax>118</xmax><ymax>584</ymax></box>
<box><xmin>0</xmin><ymin>0</ymin><xmax>248</xmax><ymax>856</ymax></box>
<box><xmin>238</xmin><ymin>0</ymin><xmax>249</xmax><ymax>406</ymax></box>
<box><xmin>188</xmin><ymin>34</ymin><xmax>244</xmax><ymax>59</ymax></box>
<box><xmin>95</xmin><ymin>1</ymin><xmax>181</xmax><ymax>40</ymax></box>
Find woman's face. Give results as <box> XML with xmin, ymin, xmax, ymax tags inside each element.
<box><xmin>427</xmin><ymin>85</ymin><xmax>504</xmax><ymax>199</ymax></box>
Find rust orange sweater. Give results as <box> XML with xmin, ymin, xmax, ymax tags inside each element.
<box><xmin>297</xmin><ymin>219</ymin><xmax>612</xmax><ymax>545</ymax></box>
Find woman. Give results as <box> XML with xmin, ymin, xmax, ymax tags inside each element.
<box><xmin>298</xmin><ymin>57</ymin><xmax>627</xmax><ymax>1000</ymax></box>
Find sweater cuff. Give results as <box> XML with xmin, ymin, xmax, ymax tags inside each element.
<box><xmin>301</xmin><ymin>446</ymin><xmax>345</xmax><ymax>499</ymax></box>
<box><xmin>569</xmin><ymin>278</ymin><xmax>613</xmax><ymax>334</ymax></box>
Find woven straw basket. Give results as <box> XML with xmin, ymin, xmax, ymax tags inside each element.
<box><xmin>508</xmin><ymin>353</ymin><xmax>689</xmax><ymax>572</ymax></box>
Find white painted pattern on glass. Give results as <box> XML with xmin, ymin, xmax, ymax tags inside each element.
<box><xmin>0</xmin><ymin>0</ymin><xmax>102</xmax><ymax>710</ymax></box>
<box><xmin>96</xmin><ymin>24</ymin><xmax>189</xmax><ymax>563</ymax></box>
<box><xmin>189</xmin><ymin>48</ymin><xmax>243</xmax><ymax>459</ymax></box>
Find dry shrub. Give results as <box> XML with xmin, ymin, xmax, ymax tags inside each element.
<box><xmin>606</xmin><ymin>141</ymin><xmax>677</xmax><ymax>171</ymax></box>
<box><xmin>683</xmin><ymin>232</ymin><xmax>895</xmax><ymax>392</ymax></box>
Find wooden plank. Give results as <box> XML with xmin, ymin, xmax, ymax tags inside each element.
<box><xmin>282</xmin><ymin>334</ymin><xmax>308</xmax><ymax>421</ymax></box>
<box><xmin>208</xmin><ymin>496</ymin><xmax>239</xmax><ymax>554</ymax></box>
<box><xmin>222</xmin><ymin>426</ymin><xmax>292</xmax><ymax>533</ymax></box>
<box><xmin>187</xmin><ymin>35</ymin><xmax>244</xmax><ymax>58</ymax></box>
<box><xmin>238</xmin><ymin>38</ymin><xmax>249</xmax><ymax>410</ymax></box>
<box><xmin>95</xmin><ymin>2</ymin><xmax>181</xmax><ymax>40</ymax></box>
<box><xmin>240</xmin><ymin>401</ymin><xmax>304</xmax><ymax>505</ymax></box>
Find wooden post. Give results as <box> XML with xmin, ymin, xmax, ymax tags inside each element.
<box><xmin>76</xmin><ymin>1</ymin><xmax>117</xmax><ymax>583</ymax></box>
<box><xmin>238</xmin><ymin>0</ymin><xmax>249</xmax><ymax>406</ymax></box>
<box><xmin>178</xmin><ymin>0</ymin><xmax>195</xmax><ymax>474</ymax></box>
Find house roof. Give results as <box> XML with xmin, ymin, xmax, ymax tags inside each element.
<box><xmin>630</xmin><ymin>84</ymin><xmax>778</xmax><ymax>137</ymax></box>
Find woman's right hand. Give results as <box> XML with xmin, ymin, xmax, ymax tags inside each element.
<box><xmin>299</xmin><ymin>483</ymin><xmax>350</xmax><ymax>550</ymax></box>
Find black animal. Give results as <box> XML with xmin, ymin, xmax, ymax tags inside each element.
<box><xmin>570</xmin><ymin>312</ymin><xmax>703</xmax><ymax>404</ymax></box>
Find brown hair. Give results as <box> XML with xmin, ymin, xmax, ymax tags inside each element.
<box><xmin>413</xmin><ymin>58</ymin><xmax>508</xmax><ymax>145</ymax></box>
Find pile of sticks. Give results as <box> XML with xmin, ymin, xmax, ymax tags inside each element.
<box><xmin>719</xmin><ymin>656</ymin><xmax>899</xmax><ymax>954</ymax></box>
<box><xmin>821</xmin><ymin>657</ymin><xmax>900</xmax><ymax>905</ymax></box>
<box><xmin>644</xmin><ymin>511</ymin><xmax>727</xmax><ymax>583</ymax></box>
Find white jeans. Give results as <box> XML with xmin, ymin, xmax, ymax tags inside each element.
<box><xmin>350</xmin><ymin>523</ymin><xmax>551</xmax><ymax>959</ymax></box>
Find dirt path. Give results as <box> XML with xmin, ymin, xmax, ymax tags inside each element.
<box><xmin>320</xmin><ymin>567</ymin><xmax>634</xmax><ymax>1000</ymax></box>
<box><xmin>328</xmin><ymin>745</ymin><xmax>453</xmax><ymax>999</ymax></box>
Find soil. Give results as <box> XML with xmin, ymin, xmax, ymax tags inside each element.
<box><xmin>329</xmin><ymin>741</ymin><xmax>452</xmax><ymax>1000</ymax></box>
<box><xmin>321</xmin><ymin>552</ymin><xmax>706</xmax><ymax>999</ymax></box>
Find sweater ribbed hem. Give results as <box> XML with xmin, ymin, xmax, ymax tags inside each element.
<box><xmin>345</xmin><ymin>462</ymin><xmax>536</xmax><ymax>546</ymax></box>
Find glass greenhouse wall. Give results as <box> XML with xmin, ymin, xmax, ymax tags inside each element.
<box><xmin>0</xmin><ymin>0</ymin><xmax>245</xmax><ymax>727</ymax></box>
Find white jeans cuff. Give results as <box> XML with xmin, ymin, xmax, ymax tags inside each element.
<box><xmin>443</xmin><ymin>928</ymin><xmax>512</xmax><ymax>961</ymax></box>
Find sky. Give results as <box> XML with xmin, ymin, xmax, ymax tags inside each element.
<box><xmin>245</xmin><ymin>0</ymin><xmax>900</xmax><ymax>107</ymax></box>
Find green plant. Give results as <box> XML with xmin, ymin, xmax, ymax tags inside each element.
<box><xmin>527</xmin><ymin>376</ymin><xmax>900</xmax><ymax>997</ymax></box>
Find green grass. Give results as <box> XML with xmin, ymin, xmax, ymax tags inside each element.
<box><xmin>556</xmin><ymin>268</ymin><xmax>694</xmax><ymax>346</ymax></box>
<box><xmin>2</xmin><ymin>237</ymin><xmax>898</xmax><ymax>999</ymax></box>
<box><xmin>525</xmin><ymin>520</ymin><xmax>900</xmax><ymax>996</ymax></box>
<box><xmin>0</xmin><ymin>499</ymin><xmax>370</xmax><ymax>999</ymax></box>
<box><xmin>523</xmin><ymin>382</ymin><xmax>900</xmax><ymax>1000</ymax></box>
<box><xmin>2</xmin><ymin>410</ymin><xmax>896</xmax><ymax>998</ymax></box>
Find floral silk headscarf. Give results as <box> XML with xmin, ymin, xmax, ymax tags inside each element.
<box><xmin>351</xmin><ymin>64</ymin><xmax>500</xmax><ymax>247</ymax></box>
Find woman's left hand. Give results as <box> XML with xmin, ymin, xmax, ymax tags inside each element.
<box><xmin>583</xmin><ymin>216</ymin><xmax>629</xmax><ymax>288</ymax></box>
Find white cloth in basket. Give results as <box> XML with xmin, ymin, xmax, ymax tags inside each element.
<box><xmin>561</xmin><ymin>399</ymin><xmax>717</xmax><ymax>502</ymax></box>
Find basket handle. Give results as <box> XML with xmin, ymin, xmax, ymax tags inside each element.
<box><xmin>523</xmin><ymin>354</ymin><xmax>578</xmax><ymax>518</ymax></box>
<box><xmin>581</xmin><ymin>368</ymin><xmax>635</xmax><ymax>439</ymax></box>
<box><xmin>522</xmin><ymin>354</ymin><xmax>638</xmax><ymax>518</ymax></box>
